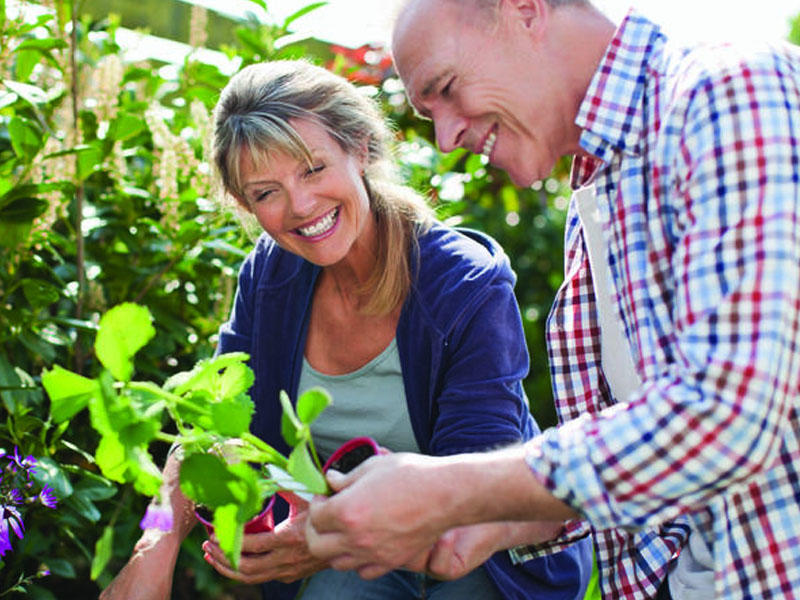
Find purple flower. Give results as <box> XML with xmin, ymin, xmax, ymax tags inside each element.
<box><xmin>8</xmin><ymin>488</ymin><xmax>23</xmax><ymax>505</ymax></box>
<box><xmin>0</xmin><ymin>505</ymin><xmax>24</xmax><ymax>557</ymax></box>
<box><xmin>9</xmin><ymin>447</ymin><xmax>36</xmax><ymax>479</ymax></box>
<box><xmin>139</xmin><ymin>502</ymin><xmax>173</xmax><ymax>532</ymax></box>
<box><xmin>38</xmin><ymin>486</ymin><xmax>57</xmax><ymax>509</ymax></box>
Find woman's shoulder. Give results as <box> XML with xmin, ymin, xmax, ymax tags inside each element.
<box><xmin>415</xmin><ymin>222</ymin><xmax>515</xmax><ymax>287</ymax></box>
<box><xmin>238</xmin><ymin>233</ymin><xmax>309</xmax><ymax>288</ymax></box>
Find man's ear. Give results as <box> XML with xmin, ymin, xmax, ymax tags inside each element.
<box><xmin>500</xmin><ymin>0</ymin><xmax>547</xmax><ymax>34</ymax></box>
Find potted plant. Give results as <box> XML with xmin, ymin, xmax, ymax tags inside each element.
<box><xmin>40</xmin><ymin>302</ymin><xmax>359</xmax><ymax>569</ymax></box>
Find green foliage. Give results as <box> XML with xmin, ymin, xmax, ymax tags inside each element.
<box><xmin>42</xmin><ymin>302</ymin><xmax>332</xmax><ymax>569</ymax></box>
<box><xmin>0</xmin><ymin>0</ymin><xmax>335</xmax><ymax>595</ymax></box>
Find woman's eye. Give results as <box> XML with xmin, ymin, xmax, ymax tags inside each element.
<box><xmin>305</xmin><ymin>164</ymin><xmax>325</xmax><ymax>177</ymax></box>
<box><xmin>253</xmin><ymin>189</ymin><xmax>274</xmax><ymax>203</ymax></box>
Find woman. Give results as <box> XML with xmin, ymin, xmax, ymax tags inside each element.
<box><xmin>101</xmin><ymin>60</ymin><xmax>591</xmax><ymax>600</ymax></box>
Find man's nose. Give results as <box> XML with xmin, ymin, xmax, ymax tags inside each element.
<box><xmin>433</xmin><ymin>111</ymin><xmax>467</xmax><ymax>153</ymax></box>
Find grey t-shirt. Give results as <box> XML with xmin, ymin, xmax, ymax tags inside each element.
<box><xmin>300</xmin><ymin>338</ymin><xmax>419</xmax><ymax>462</ymax></box>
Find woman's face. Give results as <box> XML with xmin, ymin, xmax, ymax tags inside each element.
<box><xmin>237</xmin><ymin>119</ymin><xmax>373</xmax><ymax>268</ymax></box>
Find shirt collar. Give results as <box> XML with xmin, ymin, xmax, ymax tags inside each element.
<box><xmin>575</xmin><ymin>9</ymin><xmax>666</xmax><ymax>165</ymax></box>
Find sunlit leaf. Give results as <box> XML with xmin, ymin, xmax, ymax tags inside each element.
<box><xmin>287</xmin><ymin>443</ymin><xmax>327</xmax><ymax>495</ymax></box>
<box><xmin>95</xmin><ymin>434</ymin><xmax>127</xmax><ymax>483</ymax></box>
<box><xmin>279</xmin><ymin>390</ymin><xmax>300</xmax><ymax>446</ymax></box>
<box><xmin>217</xmin><ymin>362</ymin><xmax>255</xmax><ymax>399</ymax></box>
<box><xmin>95</xmin><ymin>303</ymin><xmax>155</xmax><ymax>382</ymax></box>
<box><xmin>283</xmin><ymin>2</ymin><xmax>327</xmax><ymax>29</ymax></box>
<box><xmin>90</xmin><ymin>525</ymin><xmax>114</xmax><ymax>580</ymax></box>
<box><xmin>8</xmin><ymin>116</ymin><xmax>43</xmax><ymax>160</ymax></box>
<box><xmin>296</xmin><ymin>387</ymin><xmax>331</xmax><ymax>425</ymax></box>
<box><xmin>179</xmin><ymin>453</ymin><xmax>243</xmax><ymax>508</ymax></box>
<box><xmin>75</xmin><ymin>143</ymin><xmax>103</xmax><ymax>181</ymax></box>
<box><xmin>2</xmin><ymin>79</ymin><xmax>48</xmax><ymax>105</ymax></box>
<box><xmin>41</xmin><ymin>365</ymin><xmax>99</xmax><ymax>423</ymax></box>
<box><xmin>213</xmin><ymin>503</ymin><xmax>243</xmax><ymax>570</ymax></box>
<box><xmin>108</xmin><ymin>112</ymin><xmax>145</xmax><ymax>142</ymax></box>
<box><xmin>210</xmin><ymin>394</ymin><xmax>254</xmax><ymax>437</ymax></box>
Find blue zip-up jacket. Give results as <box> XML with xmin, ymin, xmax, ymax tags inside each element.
<box><xmin>217</xmin><ymin>222</ymin><xmax>592</xmax><ymax>600</ymax></box>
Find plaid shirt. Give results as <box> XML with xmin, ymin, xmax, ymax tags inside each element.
<box><xmin>516</xmin><ymin>11</ymin><xmax>800</xmax><ymax>600</ymax></box>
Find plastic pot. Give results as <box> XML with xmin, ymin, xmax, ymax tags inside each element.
<box><xmin>322</xmin><ymin>436</ymin><xmax>380</xmax><ymax>474</ymax></box>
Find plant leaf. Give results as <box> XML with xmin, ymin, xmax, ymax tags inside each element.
<box><xmin>210</xmin><ymin>394</ymin><xmax>254</xmax><ymax>437</ymax></box>
<box><xmin>287</xmin><ymin>443</ymin><xmax>327</xmax><ymax>495</ymax></box>
<box><xmin>90</xmin><ymin>525</ymin><xmax>114</xmax><ymax>580</ymax></box>
<box><xmin>296</xmin><ymin>387</ymin><xmax>331</xmax><ymax>425</ymax></box>
<box><xmin>179</xmin><ymin>453</ymin><xmax>243</xmax><ymax>508</ymax></box>
<box><xmin>8</xmin><ymin>116</ymin><xmax>43</xmax><ymax>160</ymax></box>
<box><xmin>213</xmin><ymin>503</ymin><xmax>243</xmax><ymax>570</ymax></box>
<box><xmin>94</xmin><ymin>303</ymin><xmax>155</xmax><ymax>382</ymax></box>
<box><xmin>41</xmin><ymin>365</ymin><xmax>99</xmax><ymax>423</ymax></box>
<box><xmin>279</xmin><ymin>390</ymin><xmax>301</xmax><ymax>446</ymax></box>
<box><xmin>283</xmin><ymin>2</ymin><xmax>327</xmax><ymax>29</ymax></box>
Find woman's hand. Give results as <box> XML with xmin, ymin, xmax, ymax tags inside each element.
<box><xmin>99</xmin><ymin>451</ymin><xmax>197</xmax><ymax>599</ymax></box>
<box><xmin>202</xmin><ymin>492</ymin><xmax>329</xmax><ymax>584</ymax></box>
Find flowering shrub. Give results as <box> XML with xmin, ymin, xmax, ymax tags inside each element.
<box><xmin>0</xmin><ymin>446</ymin><xmax>57</xmax><ymax>556</ymax></box>
<box><xmin>41</xmin><ymin>303</ymin><xmax>332</xmax><ymax>570</ymax></box>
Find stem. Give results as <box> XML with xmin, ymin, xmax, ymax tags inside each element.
<box><xmin>133</xmin><ymin>252</ymin><xmax>181</xmax><ymax>304</ymax></box>
<box><xmin>240</xmin><ymin>432</ymin><xmax>288</xmax><ymax>469</ymax></box>
<box><xmin>69</xmin><ymin>0</ymin><xmax>86</xmax><ymax>375</ymax></box>
<box><xmin>307</xmin><ymin>437</ymin><xmax>324</xmax><ymax>475</ymax></box>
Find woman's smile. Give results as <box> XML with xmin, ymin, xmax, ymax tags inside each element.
<box><xmin>295</xmin><ymin>207</ymin><xmax>340</xmax><ymax>239</ymax></box>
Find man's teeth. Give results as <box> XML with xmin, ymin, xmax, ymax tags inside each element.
<box><xmin>298</xmin><ymin>208</ymin><xmax>338</xmax><ymax>237</ymax></box>
<box><xmin>481</xmin><ymin>130</ymin><xmax>496</xmax><ymax>156</ymax></box>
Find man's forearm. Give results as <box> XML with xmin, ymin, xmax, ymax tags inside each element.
<box><xmin>432</xmin><ymin>444</ymin><xmax>580</xmax><ymax>528</ymax></box>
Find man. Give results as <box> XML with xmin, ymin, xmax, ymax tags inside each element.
<box><xmin>306</xmin><ymin>1</ymin><xmax>800</xmax><ymax>599</ymax></box>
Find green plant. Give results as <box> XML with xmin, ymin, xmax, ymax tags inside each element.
<box><xmin>40</xmin><ymin>303</ymin><xmax>332</xmax><ymax>571</ymax></box>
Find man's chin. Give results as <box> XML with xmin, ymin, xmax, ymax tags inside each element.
<box><xmin>508</xmin><ymin>170</ymin><xmax>539</xmax><ymax>188</ymax></box>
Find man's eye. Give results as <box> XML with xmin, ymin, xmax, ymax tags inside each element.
<box><xmin>441</xmin><ymin>78</ymin><xmax>454</xmax><ymax>97</ymax></box>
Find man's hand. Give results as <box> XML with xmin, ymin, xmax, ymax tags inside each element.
<box><xmin>306</xmin><ymin>452</ymin><xmax>458</xmax><ymax>579</ymax></box>
<box><xmin>305</xmin><ymin>444</ymin><xmax>578</xmax><ymax>580</ymax></box>
<box><xmin>202</xmin><ymin>492</ymin><xmax>328</xmax><ymax>584</ymax></box>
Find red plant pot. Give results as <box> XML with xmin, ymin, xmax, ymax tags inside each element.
<box><xmin>195</xmin><ymin>494</ymin><xmax>276</xmax><ymax>536</ymax></box>
<box><xmin>322</xmin><ymin>436</ymin><xmax>380</xmax><ymax>474</ymax></box>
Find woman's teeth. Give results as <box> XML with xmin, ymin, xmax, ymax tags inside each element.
<box><xmin>297</xmin><ymin>208</ymin><xmax>338</xmax><ymax>237</ymax></box>
<box><xmin>481</xmin><ymin>130</ymin><xmax>496</xmax><ymax>157</ymax></box>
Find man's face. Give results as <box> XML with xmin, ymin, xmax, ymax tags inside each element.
<box><xmin>392</xmin><ymin>0</ymin><xmax>575</xmax><ymax>187</ymax></box>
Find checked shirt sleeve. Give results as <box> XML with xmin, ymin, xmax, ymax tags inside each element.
<box><xmin>526</xmin><ymin>47</ymin><xmax>800</xmax><ymax>533</ymax></box>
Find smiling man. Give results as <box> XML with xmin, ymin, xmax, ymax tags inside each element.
<box><xmin>306</xmin><ymin>1</ymin><xmax>800</xmax><ymax>599</ymax></box>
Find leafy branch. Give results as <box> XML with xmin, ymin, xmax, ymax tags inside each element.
<box><xmin>40</xmin><ymin>302</ymin><xmax>332</xmax><ymax>568</ymax></box>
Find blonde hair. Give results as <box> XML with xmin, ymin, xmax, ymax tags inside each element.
<box><xmin>212</xmin><ymin>60</ymin><xmax>433</xmax><ymax>315</ymax></box>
